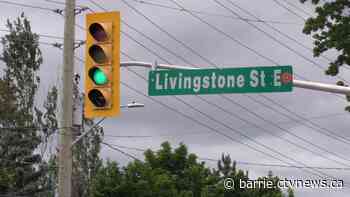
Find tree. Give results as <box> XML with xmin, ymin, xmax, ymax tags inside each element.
<box><xmin>90</xmin><ymin>142</ymin><xmax>294</xmax><ymax>197</ymax></box>
<box><xmin>300</xmin><ymin>0</ymin><xmax>350</xmax><ymax>76</ymax></box>
<box><xmin>300</xmin><ymin>0</ymin><xmax>350</xmax><ymax>110</ymax></box>
<box><xmin>0</xmin><ymin>14</ymin><xmax>104</xmax><ymax>197</ymax></box>
<box><xmin>0</xmin><ymin>13</ymin><xmax>47</xmax><ymax>196</ymax></box>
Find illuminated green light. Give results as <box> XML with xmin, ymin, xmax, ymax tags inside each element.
<box><xmin>92</xmin><ymin>69</ymin><xmax>108</xmax><ymax>85</ymax></box>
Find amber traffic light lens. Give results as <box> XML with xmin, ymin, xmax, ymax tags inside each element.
<box><xmin>89</xmin><ymin>45</ymin><xmax>108</xmax><ymax>64</ymax></box>
<box><xmin>88</xmin><ymin>89</ymin><xmax>107</xmax><ymax>107</ymax></box>
<box><xmin>89</xmin><ymin>23</ymin><xmax>108</xmax><ymax>42</ymax></box>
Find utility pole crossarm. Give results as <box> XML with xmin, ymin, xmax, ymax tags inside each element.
<box><xmin>120</xmin><ymin>61</ymin><xmax>350</xmax><ymax>95</ymax></box>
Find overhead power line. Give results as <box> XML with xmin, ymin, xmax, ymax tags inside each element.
<box><xmin>283</xmin><ymin>0</ymin><xmax>314</xmax><ymax>17</ymax></box>
<box><xmin>4</xmin><ymin>0</ymin><xmax>344</xmax><ymax>182</ymax></box>
<box><xmin>119</xmin><ymin>34</ymin><xmax>350</xmax><ymax>168</ymax></box>
<box><xmin>272</xmin><ymin>0</ymin><xmax>307</xmax><ymax>21</ymax></box>
<box><xmin>89</xmin><ymin>0</ymin><xmax>348</xmax><ymax>180</ymax></box>
<box><xmin>122</xmin><ymin>59</ymin><xmax>336</xmax><ymax>179</ymax></box>
<box><xmin>0</xmin><ymin>0</ymin><xmax>56</xmax><ymax>11</ymax></box>
<box><xmin>165</xmin><ymin>0</ymin><xmax>350</xmax><ymax>144</ymax></box>
<box><xmin>102</xmin><ymin>142</ymin><xmax>141</xmax><ymax>161</ymax></box>
<box><xmin>103</xmin><ymin>142</ymin><xmax>350</xmax><ymax>171</ymax></box>
<box><xmin>126</xmin><ymin>0</ymin><xmax>302</xmax><ymax>25</ymax></box>
<box><xmin>0</xmin><ymin>29</ymin><xmax>84</xmax><ymax>42</ymax></box>
<box><xmin>95</xmin><ymin>0</ymin><xmax>350</xmax><ymax>167</ymax></box>
<box><xmin>116</xmin><ymin>1</ymin><xmax>350</xmax><ymax>147</ymax></box>
<box><xmin>223</xmin><ymin>0</ymin><xmax>349</xmax><ymax>71</ymax></box>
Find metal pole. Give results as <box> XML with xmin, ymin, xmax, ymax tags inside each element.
<box><xmin>120</xmin><ymin>61</ymin><xmax>350</xmax><ymax>95</ymax></box>
<box><xmin>293</xmin><ymin>79</ymin><xmax>350</xmax><ymax>95</ymax></box>
<box><xmin>58</xmin><ymin>0</ymin><xmax>75</xmax><ymax>196</ymax></box>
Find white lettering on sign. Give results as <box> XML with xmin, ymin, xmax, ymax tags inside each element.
<box><xmin>250</xmin><ymin>70</ymin><xmax>259</xmax><ymax>87</ymax></box>
<box><xmin>156</xmin><ymin>73</ymin><xmax>163</xmax><ymax>90</ymax></box>
<box><xmin>193</xmin><ymin>76</ymin><xmax>201</xmax><ymax>92</ymax></box>
<box><xmin>153</xmin><ymin>68</ymin><xmax>289</xmax><ymax>93</ymax></box>
<box><xmin>237</xmin><ymin>75</ymin><xmax>245</xmax><ymax>88</ymax></box>
<box><xmin>274</xmin><ymin>70</ymin><xmax>281</xmax><ymax>86</ymax></box>
<box><xmin>260</xmin><ymin>71</ymin><xmax>266</xmax><ymax>87</ymax></box>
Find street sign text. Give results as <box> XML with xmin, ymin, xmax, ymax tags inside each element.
<box><xmin>148</xmin><ymin>66</ymin><xmax>293</xmax><ymax>96</ymax></box>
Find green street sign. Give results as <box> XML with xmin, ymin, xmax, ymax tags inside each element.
<box><xmin>148</xmin><ymin>66</ymin><xmax>293</xmax><ymax>96</ymax></box>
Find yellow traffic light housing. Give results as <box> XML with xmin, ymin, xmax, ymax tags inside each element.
<box><xmin>85</xmin><ymin>11</ymin><xmax>120</xmax><ymax>118</ymax></box>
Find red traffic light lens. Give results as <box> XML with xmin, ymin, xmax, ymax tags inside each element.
<box><xmin>89</xmin><ymin>23</ymin><xmax>108</xmax><ymax>42</ymax></box>
<box><xmin>89</xmin><ymin>45</ymin><xmax>108</xmax><ymax>64</ymax></box>
<box><xmin>88</xmin><ymin>89</ymin><xmax>107</xmax><ymax>107</ymax></box>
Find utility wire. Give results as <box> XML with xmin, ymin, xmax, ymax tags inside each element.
<box><xmin>94</xmin><ymin>0</ymin><xmax>350</xmax><ymax>147</ymax></box>
<box><xmin>220</xmin><ymin>1</ymin><xmax>350</xmax><ymax>143</ymax></box>
<box><xmin>166</xmin><ymin>0</ymin><xmax>350</xmax><ymax>144</ymax></box>
<box><xmin>103</xmin><ymin>142</ymin><xmax>350</xmax><ymax>171</ymax></box>
<box><xmin>120</xmin><ymin>39</ymin><xmax>350</xmax><ymax>167</ymax></box>
<box><xmin>90</xmin><ymin>0</ymin><xmax>350</xmax><ymax>180</ymax></box>
<box><xmin>44</xmin><ymin>0</ymin><xmax>87</xmax><ymax>9</ymax></box>
<box><xmin>4</xmin><ymin>0</ymin><xmax>348</xmax><ymax>171</ymax></box>
<box><xmin>0</xmin><ymin>0</ymin><xmax>56</xmax><ymax>11</ymax></box>
<box><xmin>103</xmin><ymin>110</ymin><xmax>349</xmax><ymax>139</ymax></box>
<box><xmin>283</xmin><ymin>0</ymin><xmax>314</xmax><ymax>17</ymax></box>
<box><xmin>31</xmin><ymin>0</ymin><xmax>346</xmax><ymax>181</ymax></box>
<box><xmin>117</xmin><ymin>4</ymin><xmax>350</xmax><ymax>147</ymax></box>
<box><xmin>224</xmin><ymin>0</ymin><xmax>348</xmax><ymax>70</ymax></box>
<box><xmin>200</xmin><ymin>0</ymin><xmax>350</xmax><ymax>144</ymax></box>
<box><xmin>125</xmin><ymin>0</ymin><xmax>302</xmax><ymax>25</ymax></box>
<box><xmin>102</xmin><ymin>142</ymin><xmax>141</xmax><ymax>161</ymax></box>
<box><xmin>119</xmin><ymin>52</ymin><xmax>339</xmax><ymax>179</ymax></box>
<box><xmin>272</xmin><ymin>0</ymin><xmax>308</xmax><ymax>21</ymax></box>
<box><xmin>119</xmin><ymin>77</ymin><xmax>334</xmax><ymax>179</ymax></box>
<box><xmin>99</xmin><ymin>0</ymin><xmax>350</xmax><ymax>164</ymax></box>
<box><xmin>172</xmin><ymin>0</ymin><xmax>349</xmax><ymax>84</ymax></box>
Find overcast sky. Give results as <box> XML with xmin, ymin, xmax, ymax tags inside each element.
<box><xmin>1</xmin><ymin>0</ymin><xmax>350</xmax><ymax>196</ymax></box>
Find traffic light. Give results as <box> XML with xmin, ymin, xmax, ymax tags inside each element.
<box><xmin>85</xmin><ymin>11</ymin><xmax>120</xmax><ymax>118</ymax></box>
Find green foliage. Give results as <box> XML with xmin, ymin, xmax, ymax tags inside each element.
<box><xmin>300</xmin><ymin>0</ymin><xmax>350</xmax><ymax>76</ymax></box>
<box><xmin>0</xmin><ymin>13</ymin><xmax>44</xmax><ymax>196</ymax></box>
<box><xmin>0</xmin><ymin>13</ymin><xmax>59</xmax><ymax>196</ymax></box>
<box><xmin>300</xmin><ymin>0</ymin><xmax>350</xmax><ymax>109</ymax></box>
<box><xmin>91</xmin><ymin>142</ymin><xmax>294</xmax><ymax>197</ymax></box>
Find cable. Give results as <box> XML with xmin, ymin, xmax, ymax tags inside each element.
<box><xmin>0</xmin><ymin>0</ymin><xmax>56</xmax><ymax>11</ymax></box>
<box><xmin>103</xmin><ymin>109</ymin><xmax>348</xmax><ymax>138</ymax></box>
<box><xmin>102</xmin><ymin>142</ymin><xmax>141</xmax><ymax>161</ymax></box>
<box><xmin>102</xmin><ymin>142</ymin><xmax>350</xmax><ymax>171</ymax></box>
<box><xmin>84</xmin><ymin>0</ymin><xmax>344</xmax><ymax>181</ymax></box>
<box><xmin>112</xmin><ymin>4</ymin><xmax>350</xmax><ymax>166</ymax></box>
<box><xmin>94</xmin><ymin>0</ymin><xmax>350</xmax><ymax>148</ymax></box>
<box><xmin>4</xmin><ymin>0</ymin><xmax>348</xmax><ymax>171</ymax></box>
<box><xmin>0</xmin><ymin>29</ymin><xmax>84</xmax><ymax>42</ymax></box>
<box><xmin>118</xmin><ymin>4</ymin><xmax>350</xmax><ymax>147</ymax></box>
<box><xmin>166</xmin><ymin>0</ymin><xmax>350</xmax><ymax>146</ymax></box>
<box><xmin>123</xmin><ymin>52</ymin><xmax>350</xmax><ymax>167</ymax></box>
<box><xmin>125</xmin><ymin>0</ymin><xmax>302</xmax><ymax>25</ymax></box>
<box><xmin>272</xmin><ymin>0</ymin><xmax>307</xmax><ymax>21</ymax></box>
<box><xmin>119</xmin><ymin>78</ymin><xmax>334</xmax><ymax>178</ymax></box>
<box><xmin>224</xmin><ymin>0</ymin><xmax>348</xmax><ymax>70</ymax></box>
<box><xmin>119</xmin><ymin>51</ymin><xmax>341</xmax><ymax>179</ymax></box>
<box><xmin>44</xmin><ymin>0</ymin><xmax>87</xmax><ymax>8</ymax></box>
<box><xmin>283</xmin><ymin>0</ymin><xmax>314</xmax><ymax>17</ymax></box>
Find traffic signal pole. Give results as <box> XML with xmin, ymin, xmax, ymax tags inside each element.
<box><xmin>58</xmin><ymin>0</ymin><xmax>75</xmax><ymax>196</ymax></box>
<box><xmin>121</xmin><ymin>61</ymin><xmax>350</xmax><ymax>95</ymax></box>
